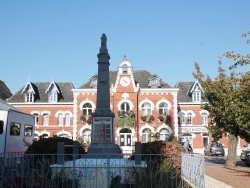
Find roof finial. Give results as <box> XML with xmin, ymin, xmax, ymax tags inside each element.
<box><xmin>123</xmin><ymin>55</ymin><xmax>127</xmax><ymax>61</ymax></box>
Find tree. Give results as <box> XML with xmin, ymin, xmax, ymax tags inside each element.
<box><xmin>224</xmin><ymin>29</ymin><xmax>250</xmax><ymax>69</ymax></box>
<box><xmin>193</xmin><ymin>29</ymin><xmax>250</xmax><ymax>167</ymax></box>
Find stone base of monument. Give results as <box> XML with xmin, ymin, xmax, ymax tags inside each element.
<box><xmin>86</xmin><ymin>143</ymin><xmax>123</xmax><ymax>159</ymax></box>
<box><xmin>50</xmin><ymin>158</ymin><xmax>147</xmax><ymax>188</ymax></box>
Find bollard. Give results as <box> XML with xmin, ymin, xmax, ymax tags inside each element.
<box><xmin>57</xmin><ymin>142</ymin><xmax>64</xmax><ymax>164</ymax></box>
<box><xmin>73</xmin><ymin>142</ymin><xmax>79</xmax><ymax>160</ymax></box>
<box><xmin>135</xmin><ymin>141</ymin><xmax>141</xmax><ymax>165</ymax></box>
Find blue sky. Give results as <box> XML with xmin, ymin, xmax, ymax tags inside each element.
<box><xmin>0</xmin><ymin>1</ymin><xmax>249</xmax><ymax>94</ymax></box>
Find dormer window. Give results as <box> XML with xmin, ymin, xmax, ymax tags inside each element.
<box><xmin>46</xmin><ymin>82</ymin><xmax>60</xmax><ymax>103</ymax></box>
<box><xmin>148</xmin><ymin>74</ymin><xmax>161</xmax><ymax>88</ymax></box>
<box><xmin>122</xmin><ymin>64</ymin><xmax>128</xmax><ymax>74</ymax></box>
<box><xmin>49</xmin><ymin>89</ymin><xmax>58</xmax><ymax>103</ymax></box>
<box><xmin>22</xmin><ymin>81</ymin><xmax>35</xmax><ymax>103</ymax></box>
<box><xmin>192</xmin><ymin>85</ymin><xmax>201</xmax><ymax>103</ymax></box>
<box><xmin>90</xmin><ymin>75</ymin><xmax>98</xmax><ymax>88</ymax></box>
<box><xmin>26</xmin><ymin>92</ymin><xmax>34</xmax><ymax>103</ymax></box>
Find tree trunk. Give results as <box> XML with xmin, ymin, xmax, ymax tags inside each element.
<box><xmin>225</xmin><ymin>134</ymin><xmax>238</xmax><ymax>167</ymax></box>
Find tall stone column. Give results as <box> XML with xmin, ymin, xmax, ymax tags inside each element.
<box><xmin>87</xmin><ymin>34</ymin><xmax>122</xmax><ymax>158</ymax></box>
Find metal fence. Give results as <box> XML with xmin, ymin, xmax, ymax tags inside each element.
<box><xmin>0</xmin><ymin>152</ymin><xmax>194</xmax><ymax>188</ymax></box>
<box><xmin>181</xmin><ymin>152</ymin><xmax>205</xmax><ymax>188</ymax></box>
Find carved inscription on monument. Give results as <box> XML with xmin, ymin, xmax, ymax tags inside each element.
<box><xmin>92</xmin><ymin>117</ymin><xmax>112</xmax><ymax>142</ymax></box>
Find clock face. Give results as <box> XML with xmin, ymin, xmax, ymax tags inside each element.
<box><xmin>120</xmin><ymin>77</ymin><xmax>130</xmax><ymax>87</ymax></box>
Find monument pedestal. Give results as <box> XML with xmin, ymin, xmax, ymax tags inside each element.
<box><xmin>50</xmin><ymin>158</ymin><xmax>147</xmax><ymax>188</ymax></box>
<box><xmin>87</xmin><ymin>143</ymin><xmax>123</xmax><ymax>159</ymax></box>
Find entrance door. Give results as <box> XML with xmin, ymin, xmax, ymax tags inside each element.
<box><xmin>119</xmin><ymin>128</ymin><xmax>132</xmax><ymax>146</ymax></box>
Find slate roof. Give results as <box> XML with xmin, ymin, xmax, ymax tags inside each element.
<box><xmin>174</xmin><ymin>81</ymin><xmax>208</xmax><ymax>103</ymax></box>
<box><xmin>7</xmin><ymin>82</ymin><xmax>75</xmax><ymax>103</ymax></box>
<box><xmin>0</xmin><ymin>99</ymin><xmax>20</xmax><ymax>111</ymax></box>
<box><xmin>78</xmin><ymin>70</ymin><xmax>172</xmax><ymax>89</ymax></box>
<box><xmin>0</xmin><ymin>80</ymin><xmax>12</xmax><ymax>101</ymax></box>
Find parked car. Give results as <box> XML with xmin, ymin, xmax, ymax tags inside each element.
<box><xmin>240</xmin><ymin>143</ymin><xmax>250</xmax><ymax>166</ymax></box>
<box><xmin>204</xmin><ymin>142</ymin><xmax>225</xmax><ymax>156</ymax></box>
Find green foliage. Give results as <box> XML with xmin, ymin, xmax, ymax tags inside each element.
<box><xmin>193</xmin><ymin>29</ymin><xmax>250</xmax><ymax>166</ymax></box>
<box><xmin>130</xmin><ymin>141</ymin><xmax>184</xmax><ymax>173</ymax></box>
<box><xmin>158</xmin><ymin>114</ymin><xmax>171</xmax><ymax>124</ymax></box>
<box><xmin>140</xmin><ymin>115</ymin><xmax>155</xmax><ymax>123</ymax></box>
<box><xmin>115</xmin><ymin>116</ymin><xmax>137</xmax><ymax>128</ymax></box>
<box><xmin>193</xmin><ymin>61</ymin><xmax>250</xmax><ymax>141</ymax></box>
<box><xmin>80</xmin><ymin>115</ymin><xmax>86</xmax><ymax>121</ymax></box>
<box><xmin>128</xmin><ymin>141</ymin><xmax>185</xmax><ymax>187</ymax></box>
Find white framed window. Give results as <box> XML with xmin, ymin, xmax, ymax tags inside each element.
<box><xmin>142</xmin><ymin>102</ymin><xmax>151</xmax><ymax>116</ymax></box>
<box><xmin>49</xmin><ymin>91</ymin><xmax>58</xmax><ymax>103</ymax></box>
<box><xmin>82</xmin><ymin>103</ymin><xmax>92</xmax><ymax>116</ymax></box>
<box><xmin>26</xmin><ymin>92</ymin><xmax>34</xmax><ymax>103</ymax></box>
<box><xmin>179</xmin><ymin>112</ymin><xmax>185</xmax><ymax>125</ymax></box>
<box><xmin>159</xmin><ymin>102</ymin><xmax>168</xmax><ymax>115</ymax></box>
<box><xmin>121</xmin><ymin>102</ymin><xmax>130</xmax><ymax>112</ymax></box>
<box><xmin>58</xmin><ymin>134</ymin><xmax>71</xmax><ymax>139</ymax></box>
<box><xmin>201</xmin><ymin>112</ymin><xmax>208</xmax><ymax>125</ymax></box>
<box><xmin>65</xmin><ymin>113</ymin><xmax>70</xmax><ymax>126</ymax></box>
<box><xmin>159</xmin><ymin>128</ymin><xmax>170</xmax><ymax>141</ymax></box>
<box><xmin>43</xmin><ymin>113</ymin><xmax>49</xmax><ymax>126</ymax></box>
<box><xmin>187</xmin><ymin>113</ymin><xmax>192</xmax><ymax>125</ymax></box>
<box><xmin>33</xmin><ymin>113</ymin><xmax>39</xmax><ymax>126</ymax></box>
<box><xmin>82</xmin><ymin>128</ymin><xmax>91</xmax><ymax>144</ymax></box>
<box><xmin>192</xmin><ymin>85</ymin><xmax>201</xmax><ymax>103</ymax></box>
<box><xmin>58</xmin><ymin>113</ymin><xmax>64</xmax><ymax>126</ymax></box>
<box><xmin>142</xmin><ymin>128</ymin><xmax>152</xmax><ymax>143</ymax></box>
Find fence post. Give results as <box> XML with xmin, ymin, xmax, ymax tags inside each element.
<box><xmin>73</xmin><ymin>142</ymin><xmax>79</xmax><ymax>160</ymax></box>
<box><xmin>57</xmin><ymin>142</ymin><xmax>64</xmax><ymax>164</ymax></box>
<box><xmin>135</xmin><ymin>142</ymin><xmax>141</xmax><ymax>165</ymax></box>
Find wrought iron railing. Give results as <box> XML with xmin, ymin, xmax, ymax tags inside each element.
<box><xmin>181</xmin><ymin>152</ymin><xmax>205</xmax><ymax>188</ymax></box>
<box><xmin>0</xmin><ymin>152</ymin><xmax>198</xmax><ymax>188</ymax></box>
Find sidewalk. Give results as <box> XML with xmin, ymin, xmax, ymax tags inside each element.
<box><xmin>205</xmin><ymin>175</ymin><xmax>233</xmax><ymax>188</ymax></box>
<box><xmin>205</xmin><ymin>166</ymin><xmax>250</xmax><ymax>188</ymax></box>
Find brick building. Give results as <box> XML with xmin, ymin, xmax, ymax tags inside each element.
<box><xmin>6</xmin><ymin>45</ymin><xmax>246</xmax><ymax>155</ymax></box>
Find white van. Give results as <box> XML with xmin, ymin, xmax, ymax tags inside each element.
<box><xmin>0</xmin><ymin>99</ymin><xmax>35</xmax><ymax>154</ymax></box>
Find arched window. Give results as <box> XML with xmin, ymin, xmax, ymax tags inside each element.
<box><xmin>82</xmin><ymin>128</ymin><xmax>91</xmax><ymax>144</ymax></box>
<box><xmin>159</xmin><ymin>128</ymin><xmax>170</xmax><ymax>141</ymax></box>
<box><xmin>121</xmin><ymin>102</ymin><xmax>130</xmax><ymax>112</ymax></box>
<box><xmin>142</xmin><ymin>102</ymin><xmax>151</xmax><ymax>116</ymax></box>
<box><xmin>58</xmin><ymin>113</ymin><xmax>64</xmax><ymax>126</ymax></box>
<box><xmin>33</xmin><ymin>113</ymin><xmax>39</xmax><ymax>126</ymax></box>
<box><xmin>187</xmin><ymin>113</ymin><xmax>192</xmax><ymax>125</ymax></box>
<box><xmin>65</xmin><ymin>113</ymin><xmax>70</xmax><ymax>125</ymax></box>
<box><xmin>43</xmin><ymin>113</ymin><xmax>49</xmax><ymax>126</ymax></box>
<box><xmin>142</xmin><ymin>128</ymin><xmax>152</xmax><ymax>143</ymax></box>
<box><xmin>122</xmin><ymin>64</ymin><xmax>128</xmax><ymax>74</ymax></box>
<box><xmin>159</xmin><ymin>102</ymin><xmax>168</xmax><ymax>115</ymax></box>
<box><xmin>58</xmin><ymin>134</ymin><xmax>71</xmax><ymax>139</ymax></box>
<box><xmin>49</xmin><ymin>84</ymin><xmax>58</xmax><ymax>103</ymax></box>
<box><xmin>82</xmin><ymin>103</ymin><xmax>92</xmax><ymax>116</ymax></box>
<box><xmin>179</xmin><ymin>112</ymin><xmax>185</xmax><ymax>125</ymax></box>
<box><xmin>201</xmin><ymin>112</ymin><xmax>208</xmax><ymax>125</ymax></box>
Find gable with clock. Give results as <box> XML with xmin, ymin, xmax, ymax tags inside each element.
<box><xmin>120</xmin><ymin>76</ymin><xmax>131</xmax><ymax>87</ymax></box>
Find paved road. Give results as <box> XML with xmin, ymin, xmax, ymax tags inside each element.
<box><xmin>204</xmin><ymin>156</ymin><xmax>248</xmax><ymax>168</ymax></box>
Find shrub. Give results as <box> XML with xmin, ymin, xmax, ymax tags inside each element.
<box><xmin>130</xmin><ymin>140</ymin><xmax>185</xmax><ymax>173</ymax></box>
<box><xmin>25</xmin><ymin>137</ymin><xmax>86</xmax><ymax>163</ymax></box>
